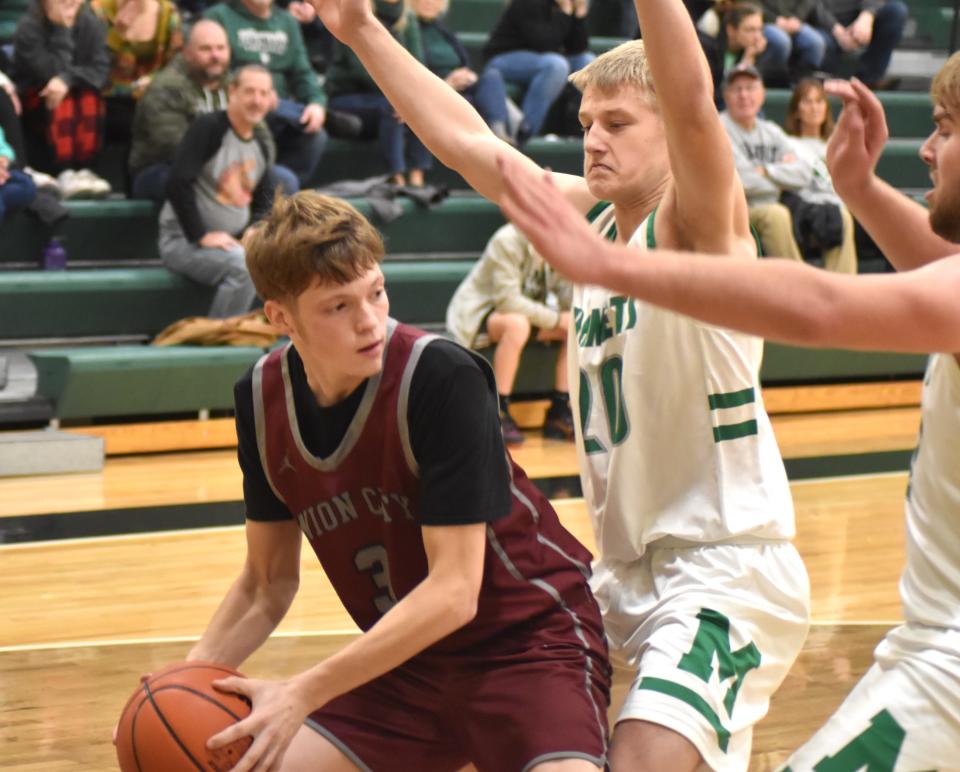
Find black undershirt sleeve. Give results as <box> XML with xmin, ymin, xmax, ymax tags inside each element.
<box><xmin>235</xmin><ymin>340</ymin><xmax>513</xmax><ymax>526</ymax></box>
<box><xmin>235</xmin><ymin>371</ymin><xmax>294</xmax><ymax>522</ymax></box>
<box><xmin>408</xmin><ymin>340</ymin><xmax>513</xmax><ymax>526</ymax></box>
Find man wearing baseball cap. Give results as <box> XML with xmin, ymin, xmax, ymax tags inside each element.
<box><xmin>719</xmin><ymin>62</ymin><xmax>812</xmax><ymax>260</ymax></box>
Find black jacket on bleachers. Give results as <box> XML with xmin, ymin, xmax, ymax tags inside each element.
<box><xmin>482</xmin><ymin>0</ymin><xmax>589</xmax><ymax>62</ymax></box>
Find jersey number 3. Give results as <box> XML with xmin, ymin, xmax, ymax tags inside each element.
<box><xmin>579</xmin><ymin>356</ymin><xmax>630</xmax><ymax>453</ymax></box>
<box><xmin>354</xmin><ymin>544</ymin><xmax>398</xmax><ymax>615</ymax></box>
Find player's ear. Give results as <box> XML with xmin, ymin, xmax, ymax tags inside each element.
<box><xmin>263</xmin><ymin>299</ymin><xmax>295</xmax><ymax>336</ymax></box>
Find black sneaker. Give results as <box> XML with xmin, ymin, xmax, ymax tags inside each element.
<box><xmin>542</xmin><ymin>403</ymin><xmax>575</xmax><ymax>441</ymax></box>
<box><xmin>500</xmin><ymin>411</ymin><xmax>525</xmax><ymax>446</ymax></box>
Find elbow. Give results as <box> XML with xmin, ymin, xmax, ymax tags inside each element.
<box><xmin>444</xmin><ymin>578</ymin><xmax>481</xmax><ymax>631</ymax></box>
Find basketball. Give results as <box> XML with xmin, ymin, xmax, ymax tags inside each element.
<box><xmin>115</xmin><ymin>661</ymin><xmax>253</xmax><ymax>772</ymax></box>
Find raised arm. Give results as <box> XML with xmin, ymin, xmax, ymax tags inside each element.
<box><xmin>826</xmin><ymin>78</ymin><xmax>957</xmax><ymax>271</ymax></box>
<box><xmin>635</xmin><ymin>0</ymin><xmax>745</xmax><ymax>251</ymax></box>
<box><xmin>498</xmin><ymin>154</ymin><xmax>960</xmax><ymax>354</ymax></box>
<box><xmin>310</xmin><ymin>0</ymin><xmax>594</xmax><ymax>210</ymax></box>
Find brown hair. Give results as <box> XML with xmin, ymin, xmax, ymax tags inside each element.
<box><xmin>931</xmin><ymin>50</ymin><xmax>960</xmax><ymax>115</ymax></box>
<box><xmin>784</xmin><ymin>78</ymin><xmax>835</xmax><ymax>139</ymax></box>
<box><xmin>245</xmin><ymin>192</ymin><xmax>385</xmax><ymax>302</ymax></box>
<box><xmin>723</xmin><ymin>2</ymin><xmax>762</xmax><ymax>31</ymax></box>
<box><xmin>569</xmin><ymin>40</ymin><xmax>656</xmax><ymax>106</ymax></box>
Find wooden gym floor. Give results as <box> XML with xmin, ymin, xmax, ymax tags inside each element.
<box><xmin>0</xmin><ymin>381</ymin><xmax>921</xmax><ymax>770</ymax></box>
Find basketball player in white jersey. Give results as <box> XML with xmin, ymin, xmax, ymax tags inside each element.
<box><xmin>496</xmin><ymin>60</ymin><xmax>960</xmax><ymax>770</ymax></box>
<box><xmin>309</xmin><ymin>0</ymin><xmax>811</xmax><ymax>768</ymax></box>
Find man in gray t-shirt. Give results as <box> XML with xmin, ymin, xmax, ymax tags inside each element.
<box><xmin>719</xmin><ymin>63</ymin><xmax>812</xmax><ymax>260</ymax></box>
<box><xmin>158</xmin><ymin>65</ymin><xmax>276</xmax><ymax>318</ymax></box>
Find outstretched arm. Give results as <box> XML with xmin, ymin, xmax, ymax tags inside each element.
<box><xmin>826</xmin><ymin>78</ymin><xmax>957</xmax><ymax>272</ymax></box>
<box><xmin>635</xmin><ymin>0</ymin><xmax>746</xmax><ymax>252</ymax></box>
<box><xmin>498</xmin><ymin>154</ymin><xmax>960</xmax><ymax>354</ymax></box>
<box><xmin>311</xmin><ymin>0</ymin><xmax>594</xmax><ymax>210</ymax></box>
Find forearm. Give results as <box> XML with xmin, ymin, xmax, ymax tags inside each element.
<box><xmin>292</xmin><ymin>570</ymin><xmax>476</xmax><ymax>708</ymax></box>
<box><xmin>764</xmin><ymin>160</ymin><xmax>811</xmax><ymax>190</ymax></box>
<box><xmin>837</xmin><ymin>175</ymin><xmax>957</xmax><ymax>271</ymax></box>
<box><xmin>595</xmin><ymin>243</ymin><xmax>960</xmax><ymax>353</ymax></box>
<box><xmin>188</xmin><ymin>570</ymin><xmax>298</xmax><ymax>667</ymax></box>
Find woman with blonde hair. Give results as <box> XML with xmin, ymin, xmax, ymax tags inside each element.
<box><xmin>782</xmin><ymin>77</ymin><xmax>858</xmax><ymax>273</ymax></box>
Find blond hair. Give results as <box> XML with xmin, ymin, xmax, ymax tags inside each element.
<box><xmin>245</xmin><ymin>192</ymin><xmax>384</xmax><ymax>302</ymax></box>
<box><xmin>569</xmin><ymin>40</ymin><xmax>656</xmax><ymax>104</ymax></box>
<box><xmin>931</xmin><ymin>50</ymin><xmax>960</xmax><ymax>115</ymax></box>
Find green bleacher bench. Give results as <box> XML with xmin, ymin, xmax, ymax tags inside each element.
<box><xmin>313</xmin><ymin>136</ymin><xmax>929</xmax><ymax>191</ymax></box>
<box><xmin>2</xmin><ymin>196</ymin><xmax>505</xmax><ymax>269</ymax></box>
<box><xmin>0</xmin><ymin>269</ymin><xmax>214</xmax><ymax>342</ymax></box>
<box><xmin>762</xmin><ymin>90</ymin><xmax>934</xmax><ymax>139</ymax></box>
<box><xmin>0</xmin><ymin>259</ymin><xmax>476</xmax><ymax>344</ymax></box>
<box><xmin>28</xmin><ymin>345</ymin><xmax>264</xmax><ymax>419</ymax></box>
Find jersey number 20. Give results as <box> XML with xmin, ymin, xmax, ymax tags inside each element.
<box><xmin>579</xmin><ymin>356</ymin><xmax>630</xmax><ymax>453</ymax></box>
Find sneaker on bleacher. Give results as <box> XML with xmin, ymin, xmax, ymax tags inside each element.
<box><xmin>24</xmin><ymin>167</ymin><xmax>61</xmax><ymax>197</ymax></box>
<box><xmin>58</xmin><ymin>169</ymin><xmax>110</xmax><ymax>199</ymax></box>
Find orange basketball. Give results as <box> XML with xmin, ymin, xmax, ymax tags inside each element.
<box><xmin>115</xmin><ymin>661</ymin><xmax>252</xmax><ymax>772</ymax></box>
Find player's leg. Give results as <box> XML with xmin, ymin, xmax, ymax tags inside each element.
<box><xmin>782</xmin><ymin>623</ymin><xmax>960</xmax><ymax>771</ymax></box>
<box><xmin>280</xmin><ymin>724</ymin><xmax>363</xmax><ymax>772</ymax></box>
<box><xmin>598</xmin><ymin>542</ymin><xmax>810</xmax><ymax>772</ymax></box>
<box><xmin>608</xmin><ymin>720</ymin><xmax>702</xmax><ymax>771</ymax></box>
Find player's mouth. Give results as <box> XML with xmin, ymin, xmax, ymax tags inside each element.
<box><xmin>358</xmin><ymin>339</ymin><xmax>384</xmax><ymax>357</ymax></box>
<box><xmin>589</xmin><ymin>163</ymin><xmax>613</xmax><ymax>174</ymax></box>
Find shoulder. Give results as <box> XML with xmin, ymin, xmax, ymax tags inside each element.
<box><xmin>410</xmin><ymin>337</ymin><xmax>493</xmax><ymax>393</ymax></box>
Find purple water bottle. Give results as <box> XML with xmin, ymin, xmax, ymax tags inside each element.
<box><xmin>42</xmin><ymin>238</ymin><xmax>67</xmax><ymax>271</ymax></box>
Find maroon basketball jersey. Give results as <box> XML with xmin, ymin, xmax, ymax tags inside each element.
<box><xmin>252</xmin><ymin>320</ymin><xmax>603</xmax><ymax>656</ymax></box>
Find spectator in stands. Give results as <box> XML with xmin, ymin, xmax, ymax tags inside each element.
<box><xmin>90</xmin><ymin>0</ymin><xmax>184</xmax><ymax>143</ymax></box>
<box><xmin>129</xmin><ymin>19</ymin><xmax>286</xmax><ymax>201</ymax></box>
<box><xmin>483</xmin><ymin>0</ymin><xmax>594</xmax><ymax>142</ymax></box>
<box><xmin>783</xmin><ymin>77</ymin><xmax>857</xmax><ymax>272</ymax></box>
<box><xmin>326</xmin><ymin>0</ymin><xmax>432</xmax><ymax>186</ymax></box>
<box><xmin>412</xmin><ymin>0</ymin><xmax>513</xmax><ymax>144</ymax></box>
<box><xmin>817</xmin><ymin>0</ymin><xmax>907</xmax><ymax>89</ymax></box>
<box><xmin>205</xmin><ymin>0</ymin><xmax>328</xmax><ymax>187</ymax></box>
<box><xmin>0</xmin><ymin>126</ymin><xmax>37</xmax><ymax>225</ymax></box>
<box><xmin>12</xmin><ymin>0</ymin><xmax>113</xmax><ymax>198</ymax></box>
<box><xmin>158</xmin><ymin>64</ymin><xmax>275</xmax><ymax>319</ymax></box>
<box><xmin>446</xmin><ymin>223</ymin><xmax>573</xmax><ymax>446</ymax></box>
<box><xmin>719</xmin><ymin>63</ymin><xmax>811</xmax><ymax>260</ymax></box>
<box><xmin>703</xmin><ymin>3</ymin><xmax>770</xmax><ymax>105</ymax></box>
<box><xmin>754</xmin><ymin>0</ymin><xmax>835</xmax><ymax>83</ymax></box>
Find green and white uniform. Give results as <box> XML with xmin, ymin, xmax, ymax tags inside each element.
<box><xmin>784</xmin><ymin>354</ymin><xmax>960</xmax><ymax>771</ymax></box>
<box><xmin>576</xmin><ymin>204</ymin><xmax>810</xmax><ymax>771</ymax></box>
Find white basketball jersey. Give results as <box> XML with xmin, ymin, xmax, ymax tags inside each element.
<box><xmin>571</xmin><ymin>205</ymin><xmax>795</xmax><ymax>563</ymax></box>
<box><xmin>901</xmin><ymin>353</ymin><xmax>960</xmax><ymax>629</ymax></box>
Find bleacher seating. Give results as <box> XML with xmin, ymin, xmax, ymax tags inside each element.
<box><xmin>0</xmin><ymin>0</ymin><xmax>948</xmax><ymax>429</ymax></box>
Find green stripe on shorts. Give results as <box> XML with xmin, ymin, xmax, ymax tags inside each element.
<box><xmin>712</xmin><ymin>419</ymin><xmax>759</xmax><ymax>443</ymax></box>
<box><xmin>708</xmin><ymin>387</ymin><xmax>756</xmax><ymax>410</ymax></box>
<box><xmin>637</xmin><ymin>676</ymin><xmax>731</xmax><ymax>752</ymax></box>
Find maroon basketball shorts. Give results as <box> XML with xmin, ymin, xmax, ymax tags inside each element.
<box><xmin>306</xmin><ymin>640</ymin><xmax>610</xmax><ymax>771</ymax></box>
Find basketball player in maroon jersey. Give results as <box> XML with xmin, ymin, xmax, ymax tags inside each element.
<box><xmin>185</xmin><ymin>191</ymin><xmax>611</xmax><ymax>772</ymax></box>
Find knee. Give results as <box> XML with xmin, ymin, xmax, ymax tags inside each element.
<box><xmin>880</xmin><ymin>1</ymin><xmax>908</xmax><ymax>25</ymax></box>
<box><xmin>498</xmin><ymin>313</ymin><xmax>532</xmax><ymax>344</ymax></box>
<box><xmin>763</xmin><ymin>26</ymin><xmax>791</xmax><ymax>57</ymax></box>
<box><xmin>752</xmin><ymin>202</ymin><xmax>793</xmax><ymax>228</ymax></box>
<box><xmin>538</xmin><ymin>53</ymin><xmax>571</xmax><ymax>82</ymax></box>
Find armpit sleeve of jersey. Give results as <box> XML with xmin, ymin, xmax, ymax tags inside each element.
<box><xmin>233</xmin><ymin>373</ymin><xmax>294</xmax><ymax>522</ymax></box>
<box><xmin>409</xmin><ymin>341</ymin><xmax>513</xmax><ymax>526</ymax></box>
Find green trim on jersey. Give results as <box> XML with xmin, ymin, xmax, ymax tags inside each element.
<box><xmin>646</xmin><ymin>207</ymin><xmax>656</xmax><ymax>249</ymax></box>
<box><xmin>637</xmin><ymin>676</ymin><xmax>732</xmax><ymax>752</ymax></box>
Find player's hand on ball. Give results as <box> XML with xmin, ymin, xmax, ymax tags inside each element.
<box><xmin>209</xmin><ymin>675</ymin><xmax>312</xmax><ymax>772</ymax></box>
